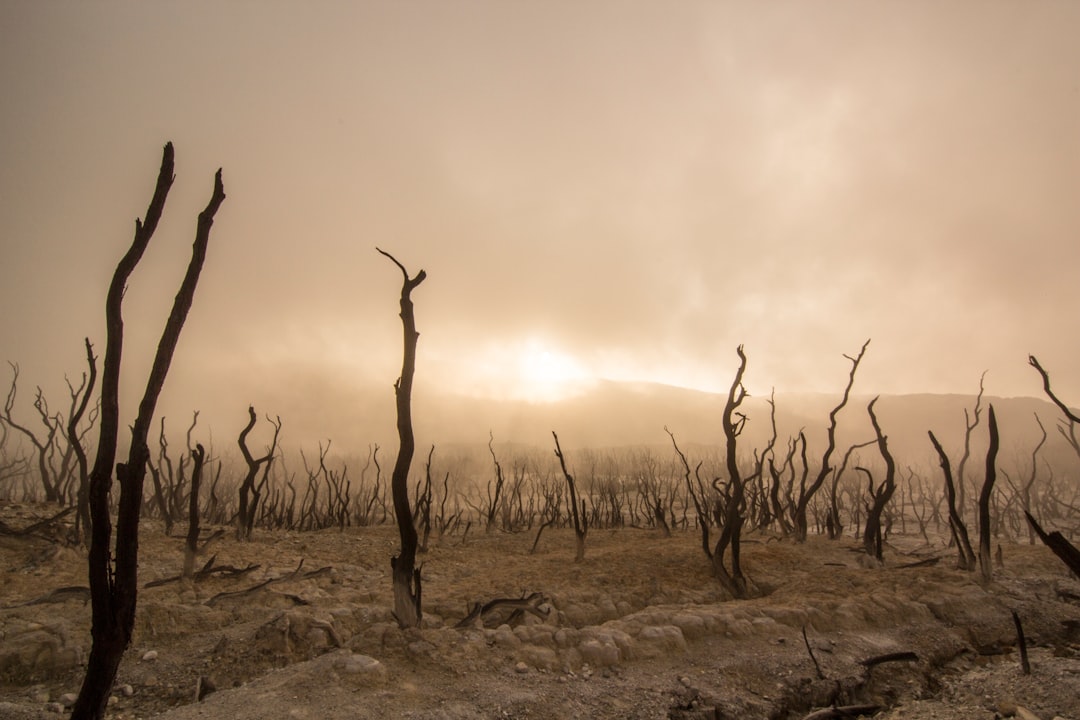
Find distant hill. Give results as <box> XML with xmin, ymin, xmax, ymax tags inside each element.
<box><xmin>411</xmin><ymin>381</ymin><xmax>1077</xmax><ymax>472</ymax></box>
<box><xmin>155</xmin><ymin>371</ymin><xmax>1079</xmax><ymax>473</ymax></box>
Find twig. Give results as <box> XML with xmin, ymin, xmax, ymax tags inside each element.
<box><xmin>1012</xmin><ymin>610</ymin><xmax>1031</xmax><ymax>675</ymax></box>
<box><xmin>802</xmin><ymin>625</ymin><xmax>825</xmax><ymax>680</ymax></box>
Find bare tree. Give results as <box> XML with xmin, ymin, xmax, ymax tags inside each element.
<box><xmin>235</xmin><ymin>406</ymin><xmax>281</xmax><ymax>540</ymax></box>
<box><xmin>1029</xmin><ymin>355</ymin><xmax>1080</xmax><ymax>462</ymax></box>
<box><xmin>712</xmin><ymin>345</ymin><xmax>753</xmax><ymax>598</ymax></box>
<box><xmin>955</xmin><ymin>373</ymin><xmax>987</xmax><ymax>522</ymax></box>
<box><xmin>928</xmin><ymin>430</ymin><xmax>976</xmax><ymax>570</ymax></box>
<box><xmin>553</xmin><ymin>431</ymin><xmax>588</xmax><ymax>562</ymax></box>
<box><xmin>72</xmin><ymin>143</ymin><xmax>224</xmax><ymax>720</ymax></box>
<box><xmin>69</xmin><ymin>339</ymin><xmax>98</xmax><ymax>545</ymax></box>
<box><xmin>183</xmin><ymin>443</ymin><xmax>206</xmax><ymax>578</ymax></box>
<box><xmin>3</xmin><ymin>364</ymin><xmax>62</xmax><ymax>503</ymax></box>
<box><xmin>978</xmin><ymin>405</ymin><xmax>1000</xmax><ymax>584</ymax></box>
<box><xmin>485</xmin><ymin>432</ymin><xmax>506</xmax><ymax>532</ymax></box>
<box><xmin>861</xmin><ymin>397</ymin><xmax>896</xmax><ymax>563</ymax></box>
<box><xmin>379</xmin><ymin>248</ymin><xmax>426</xmax><ymax>629</ymax></box>
<box><xmin>792</xmin><ymin>339</ymin><xmax>870</xmax><ymax>542</ymax></box>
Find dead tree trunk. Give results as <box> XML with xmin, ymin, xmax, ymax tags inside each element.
<box><xmin>928</xmin><ymin>430</ymin><xmax>976</xmax><ymax>570</ymax></box>
<box><xmin>712</xmin><ymin>345</ymin><xmax>751</xmax><ymax>598</ymax></box>
<box><xmin>792</xmin><ymin>340</ymin><xmax>869</xmax><ymax>542</ymax></box>
<box><xmin>69</xmin><ymin>339</ymin><xmax>97</xmax><ymax>546</ymax></box>
<box><xmin>183</xmin><ymin>443</ymin><xmax>206</xmax><ymax>578</ymax></box>
<box><xmin>379</xmin><ymin>248</ymin><xmax>426</xmax><ymax>629</ymax></box>
<box><xmin>235</xmin><ymin>406</ymin><xmax>281</xmax><ymax>540</ymax></box>
<box><xmin>1025</xmin><ymin>511</ymin><xmax>1080</xmax><ymax>579</ymax></box>
<box><xmin>2</xmin><ymin>365</ymin><xmax>61</xmax><ymax>503</ymax></box>
<box><xmin>1029</xmin><ymin>355</ymin><xmax>1080</xmax><ymax>462</ymax></box>
<box><xmin>553</xmin><ymin>431</ymin><xmax>587</xmax><ymax>562</ymax></box>
<box><xmin>72</xmin><ymin>143</ymin><xmax>224</xmax><ymax>720</ymax></box>
<box><xmin>862</xmin><ymin>397</ymin><xmax>896</xmax><ymax>563</ymax></box>
<box><xmin>978</xmin><ymin>404</ymin><xmax>999</xmax><ymax>584</ymax></box>
<box><xmin>956</xmin><ymin>373</ymin><xmax>987</xmax><ymax>528</ymax></box>
<box><xmin>485</xmin><ymin>432</ymin><xmax>505</xmax><ymax>533</ymax></box>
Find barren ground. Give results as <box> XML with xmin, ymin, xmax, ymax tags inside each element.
<box><xmin>1</xmin><ymin>502</ymin><xmax>1078</xmax><ymax>720</ymax></box>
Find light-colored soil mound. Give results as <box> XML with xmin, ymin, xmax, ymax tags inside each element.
<box><xmin>1</xmin><ymin>503</ymin><xmax>1078</xmax><ymax>719</ymax></box>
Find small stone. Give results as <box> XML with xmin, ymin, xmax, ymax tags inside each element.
<box><xmin>107</xmin><ymin>695</ymin><xmax>118</xmax><ymax>706</ymax></box>
<box><xmin>59</xmin><ymin>693</ymin><xmax>78</xmax><ymax>708</ymax></box>
<box><xmin>679</xmin><ymin>676</ymin><xmax>692</xmax><ymax>687</ymax></box>
<box><xmin>119</xmin><ymin>684</ymin><xmax>135</xmax><ymax>697</ymax></box>
<box><xmin>45</xmin><ymin>702</ymin><xmax>64</xmax><ymax>714</ymax></box>
<box><xmin>514</xmin><ymin>661</ymin><xmax>529</xmax><ymax>674</ymax></box>
<box><xmin>142</xmin><ymin>650</ymin><xmax>159</xmax><ymax>662</ymax></box>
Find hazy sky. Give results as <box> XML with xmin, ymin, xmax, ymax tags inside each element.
<box><xmin>1</xmin><ymin>2</ymin><xmax>1078</xmax><ymax>444</ymax></box>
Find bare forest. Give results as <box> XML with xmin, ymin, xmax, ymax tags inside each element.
<box><xmin>2</xmin><ymin>145</ymin><xmax>1079</xmax><ymax>720</ymax></box>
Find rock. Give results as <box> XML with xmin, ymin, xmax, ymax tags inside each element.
<box><xmin>332</xmin><ymin>652</ymin><xmax>387</xmax><ymax>687</ymax></box>
<box><xmin>578</xmin><ymin>638</ymin><xmax>620</xmax><ymax>667</ymax></box>
<box><xmin>514</xmin><ymin>661</ymin><xmax>529</xmax><ymax>674</ymax></box>
<box><xmin>635</xmin><ymin>625</ymin><xmax>688</xmax><ymax>658</ymax></box>
<box><xmin>492</xmin><ymin>625</ymin><xmax>521</xmax><ymax>649</ymax></box>
<box><xmin>196</xmin><ymin>676</ymin><xmax>216</xmax><ymax>701</ymax></box>
<box><xmin>0</xmin><ymin>623</ymin><xmax>84</xmax><ymax>681</ymax></box>
<box><xmin>59</xmin><ymin>693</ymin><xmax>77</xmax><ymax>708</ymax></box>
<box><xmin>518</xmin><ymin>645</ymin><xmax>560</xmax><ymax>671</ymax></box>
<box><xmin>141</xmin><ymin>649</ymin><xmax>159</xmax><ymax>662</ymax></box>
<box><xmin>44</xmin><ymin>702</ymin><xmax>64</xmax><ymax>714</ymax></box>
<box><xmin>119</xmin><ymin>684</ymin><xmax>135</xmax><ymax>697</ymax></box>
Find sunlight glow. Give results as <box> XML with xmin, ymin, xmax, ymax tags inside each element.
<box><xmin>438</xmin><ymin>336</ymin><xmax>596</xmax><ymax>403</ymax></box>
<box><xmin>516</xmin><ymin>338</ymin><xmax>593</xmax><ymax>402</ymax></box>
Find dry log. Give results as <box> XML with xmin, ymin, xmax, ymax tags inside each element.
<box><xmin>1025</xmin><ymin>511</ymin><xmax>1080</xmax><ymax>579</ymax></box>
<box><xmin>455</xmin><ymin>591</ymin><xmax>549</xmax><ymax>628</ymax></box>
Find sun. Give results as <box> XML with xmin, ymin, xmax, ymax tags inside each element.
<box><xmin>514</xmin><ymin>338</ymin><xmax>593</xmax><ymax>402</ymax></box>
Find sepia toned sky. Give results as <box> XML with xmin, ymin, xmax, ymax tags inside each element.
<box><xmin>1</xmin><ymin>1</ymin><xmax>1078</xmax><ymax>444</ymax></box>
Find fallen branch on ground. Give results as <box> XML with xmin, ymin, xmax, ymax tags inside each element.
<box><xmin>455</xmin><ymin>591</ymin><xmax>549</xmax><ymax>628</ymax></box>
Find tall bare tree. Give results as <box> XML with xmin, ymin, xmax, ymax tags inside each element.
<box><xmin>862</xmin><ymin>397</ymin><xmax>896</xmax><ymax>563</ymax></box>
<box><xmin>977</xmin><ymin>405</ymin><xmax>999</xmax><ymax>584</ymax></box>
<box><xmin>72</xmin><ymin>143</ymin><xmax>224</xmax><ymax>720</ymax></box>
<box><xmin>928</xmin><ymin>430</ymin><xmax>976</xmax><ymax>570</ymax></box>
<box><xmin>2</xmin><ymin>364</ymin><xmax>62</xmax><ymax>503</ymax></box>
<box><xmin>712</xmin><ymin>345</ymin><xmax>752</xmax><ymax>598</ymax></box>
<box><xmin>378</xmin><ymin>248</ymin><xmax>426</xmax><ymax>628</ymax></box>
<box><xmin>553</xmin><ymin>431</ymin><xmax>588</xmax><ymax>562</ymax></box>
<box><xmin>792</xmin><ymin>340</ymin><xmax>870</xmax><ymax>542</ymax></box>
<box><xmin>69</xmin><ymin>339</ymin><xmax>98</xmax><ymax>545</ymax></box>
<box><xmin>236</xmin><ymin>406</ymin><xmax>282</xmax><ymax>540</ymax></box>
<box><xmin>1029</xmin><ymin>355</ymin><xmax>1080</xmax><ymax>462</ymax></box>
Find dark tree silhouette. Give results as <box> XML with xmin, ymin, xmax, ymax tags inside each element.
<box><xmin>184</xmin><ymin>443</ymin><xmax>207</xmax><ymax>578</ymax></box>
<box><xmin>928</xmin><ymin>430</ymin><xmax>976</xmax><ymax>570</ymax></box>
<box><xmin>792</xmin><ymin>340</ymin><xmax>869</xmax><ymax>542</ymax></box>
<box><xmin>2</xmin><ymin>364</ymin><xmax>62</xmax><ymax>503</ymax></box>
<box><xmin>862</xmin><ymin>397</ymin><xmax>896</xmax><ymax>563</ymax></box>
<box><xmin>236</xmin><ymin>406</ymin><xmax>282</xmax><ymax>540</ymax></box>
<box><xmin>712</xmin><ymin>345</ymin><xmax>752</xmax><ymax>598</ymax></box>
<box><xmin>552</xmin><ymin>431</ymin><xmax>588</xmax><ymax>562</ymax></box>
<box><xmin>1029</xmin><ymin>355</ymin><xmax>1080</xmax><ymax>462</ymax></box>
<box><xmin>977</xmin><ymin>405</ymin><xmax>999</xmax><ymax>584</ymax></box>
<box><xmin>69</xmin><ymin>339</ymin><xmax>98</xmax><ymax>545</ymax></box>
<box><xmin>379</xmin><ymin>248</ymin><xmax>426</xmax><ymax>628</ymax></box>
<box><xmin>72</xmin><ymin>143</ymin><xmax>224</xmax><ymax>720</ymax></box>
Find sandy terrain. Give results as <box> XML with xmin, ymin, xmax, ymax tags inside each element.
<box><xmin>1</xmin><ymin>501</ymin><xmax>1078</xmax><ymax>720</ymax></box>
